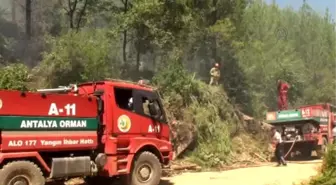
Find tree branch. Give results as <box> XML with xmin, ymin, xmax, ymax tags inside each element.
<box><xmin>67</xmin><ymin>0</ymin><xmax>78</xmax><ymax>29</ymax></box>
<box><xmin>75</xmin><ymin>0</ymin><xmax>88</xmax><ymax>32</ymax></box>
<box><xmin>58</xmin><ymin>0</ymin><xmax>69</xmax><ymax>13</ymax></box>
<box><xmin>71</xmin><ymin>0</ymin><xmax>78</xmax><ymax>13</ymax></box>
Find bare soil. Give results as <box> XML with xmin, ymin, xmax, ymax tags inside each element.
<box><xmin>160</xmin><ymin>160</ymin><xmax>322</xmax><ymax>185</ymax></box>
<box><xmin>53</xmin><ymin>159</ymin><xmax>321</xmax><ymax>185</ymax></box>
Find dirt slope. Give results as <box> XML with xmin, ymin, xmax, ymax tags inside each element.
<box><xmin>160</xmin><ymin>160</ymin><xmax>322</xmax><ymax>185</ymax></box>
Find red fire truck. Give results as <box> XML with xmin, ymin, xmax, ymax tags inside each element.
<box><xmin>266</xmin><ymin>103</ymin><xmax>336</xmax><ymax>158</ymax></box>
<box><xmin>0</xmin><ymin>79</ymin><xmax>172</xmax><ymax>185</ymax></box>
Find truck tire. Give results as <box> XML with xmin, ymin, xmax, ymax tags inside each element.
<box><xmin>301</xmin><ymin>148</ymin><xmax>312</xmax><ymax>158</ymax></box>
<box><xmin>129</xmin><ymin>151</ymin><xmax>162</xmax><ymax>185</ymax></box>
<box><xmin>0</xmin><ymin>161</ymin><xmax>45</xmax><ymax>185</ymax></box>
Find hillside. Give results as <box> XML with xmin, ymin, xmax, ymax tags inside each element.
<box><xmin>153</xmin><ymin>60</ymin><xmax>273</xmax><ymax>167</ymax></box>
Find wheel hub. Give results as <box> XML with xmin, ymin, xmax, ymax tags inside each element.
<box><xmin>9</xmin><ymin>175</ymin><xmax>30</xmax><ymax>185</ymax></box>
<box><xmin>137</xmin><ymin>164</ymin><xmax>152</xmax><ymax>182</ymax></box>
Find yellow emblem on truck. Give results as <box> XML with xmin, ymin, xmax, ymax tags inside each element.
<box><xmin>117</xmin><ymin>115</ymin><xmax>131</xmax><ymax>132</ymax></box>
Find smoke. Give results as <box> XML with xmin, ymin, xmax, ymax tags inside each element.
<box><xmin>0</xmin><ymin>0</ymin><xmax>43</xmax><ymax>67</ymax></box>
<box><xmin>0</xmin><ymin>0</ymin><xmax>10</xmax><ymax>22</ymax></box>
<box><xmin>0</xmin><ymin>0</ymin><xmax>11</xmax><ymax>11</ymax></box>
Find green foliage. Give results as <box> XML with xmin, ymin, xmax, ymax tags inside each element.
<box><xmin>113</xmin><ymin>0</ymin><xmax>194</xmax><ymax>52</ymax></box>
<box><xmin>0</xmin><ymin>63</ymin><xmax>30</xmax><ymax>90</ymax></box>
<box><xmin>37</xmin><ymin>29</ymin><xmax>121</xmax><ymax>87</ymax></box>
<box><xmin>306</xmin><ymin>144</ymin><xmax>336</xmax><ymax>185</ymax></box>
<box><xmin>185</xmin><ymin>85</ymin><xmax>236</xmax><ymax>167</ymax></box>
<box><xmin>153</xmin><ymin>58</ymin><xmax>242</xmax><ymax>167</ymax></box>
<box><xmin>235</xmin><ymin>0</ymin><xmax>335</xmax><ymax>117</ymax></box>
<box><xmin>153</xmin><ymin>57</ymin><xmax>199</xmax><ymax>104</ymax></box>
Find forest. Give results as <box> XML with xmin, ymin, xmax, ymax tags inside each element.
<box><xmin>0</xmin><ymin>0</ymin><xmax>335</xmax><ymax>167</ymax></box>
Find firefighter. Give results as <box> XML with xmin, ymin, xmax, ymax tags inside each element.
<box><xmin>209</xmin><ymin>63</ymin><xmax>220</xmax><ymax>86</ymax></box>
<box><xmin>277</xmin><ymin>80</ymin><xmax>290</xmax><ymax>110</ymax></box>
<box><xmin>128</xmin><ymin>97</ymin><xmax>133</xmax><ymax>110</ymax></box>
<box><xmin>138</xmin><ymin>79</ymin><xmax>150</xmax><ymax>85</ymax></box>
<box><xmin>271</xmin><ymin>127</ymin><xmax>287</xmax><ymax>166</ymax></box>
<box><xmin>143</xmin><ymin>99</ymin><xmax>150</xmax><ymax>116</ymax></box>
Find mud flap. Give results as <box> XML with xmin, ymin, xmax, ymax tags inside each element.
<box><xmin>316</xmin><ymin>137</ymin><xmax>328</xmax><ymax>158</ymax></box>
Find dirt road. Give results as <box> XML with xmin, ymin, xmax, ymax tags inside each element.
<box><xmin>61</xmin><ymin>160</ymin><xmax>321</xmax><ymax>185</ymax></box>
<box><xmin>160</xmin><ymin>160</ymin><xmax>322</xmax><ymax>185</ymax></box>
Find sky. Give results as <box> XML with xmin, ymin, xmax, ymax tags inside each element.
<box><xmin>264</xmin><ymin>0</ymin><xmax>336</xmax><ymax>20</ymax></box>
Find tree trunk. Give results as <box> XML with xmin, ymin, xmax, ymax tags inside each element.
<box><xmin>211</xmin><ymin>0</ymin><xmax>218</xmax><ymax>62</ymax></box>
<box><xmin>12</xmin><ymin>0</ymin><xmax>16</xmax><ymax>22</ymax></box>
<box><xmin>122</xmin><ymin>0</ymin><xmax>128</xmax><ymax>64</ymax></box>
<box><xmin>136</xmin><ymin>24</ymin><xmax>145</xmax><ymax>75</ymax></box>
<box><xmin>123</xmin><ymin>30</ymin><xmax>127</xmax><ymax>64</ymax></box>
<box><xmin>25</xmin><ymin>0</ymin><xmax>32</xmax><ymax>39</ymax></box>
<box><xmin>75</xmin><ymin>0</ymin><xmax>88</xmax><ymax>31</ymax></box>
<box><xmin>136</xmin><ymin>42</ymin><xmax>141</xmax><ymax>74</ymax></box>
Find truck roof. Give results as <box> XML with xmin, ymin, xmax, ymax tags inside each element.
<box><xmin>298</xmin><ymin>103</ymin><xmax>336</xmax><ymax>109</ymax></box>
<box><xmin>78</xmin><ymin>79</ymin><xmax>155</xmax><ymax>92</ymax></box>
<box><xmin>266</xmin><ymin>108</ymin><xmax>329</xmax><ymax>125</ymax></box>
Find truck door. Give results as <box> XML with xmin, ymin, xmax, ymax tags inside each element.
<box><xmin>112</xmin><ymin>87</ymin><xmax>142</xmax><ymax>136</ymax></box>
<box><xmin>133</xmin><ymin>90</ymin><xmax>167</xmax><ymax>139</ymax></box>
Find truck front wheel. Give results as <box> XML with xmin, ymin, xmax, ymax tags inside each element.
<box><xmin>129</xmin><ymin>151</ymin><xmax>162</xmax><ymax>185</ymax></box>
<box><xmin>0</xmin><ymin>161</ymin><xmax>45</xmax><ymax>185</ymax></box>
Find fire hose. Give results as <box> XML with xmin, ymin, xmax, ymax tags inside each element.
<box><xmin>284</xmin><ymin>136</ymin><xmax>298</xmax><ymax>159</ymax></box>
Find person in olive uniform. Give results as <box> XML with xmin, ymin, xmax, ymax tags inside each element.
<box><xmin>209</xmin><ymin>63</ymin><xmax>220</xmax><ymax>86</ymax></box>
<box><xmin>143</xmin><ymin>99</ymin><xmax>150</xmax><ymax>116</ymax></box>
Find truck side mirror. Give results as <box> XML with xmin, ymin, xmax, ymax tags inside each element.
<box><xmin>148</xmin><ymin>102</ymin><xmax>160</xmax><ymax>119</ymax></box>
<box><xmin>149</xmin><ymin>103</ymin><xmax>158</xmax><ymax>115</ymax></box>
<box><xmin>98</xmin><ymin>99</ymin><xmax>104</xmax><ymax>113</ymax></box>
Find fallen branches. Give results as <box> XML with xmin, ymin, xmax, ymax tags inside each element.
<box><xmin>170</xmin><ymin>164</ymin><xmax>201</xmax><ymax>171</ymax></box>
<box><xmin>251</xmin><ymin>152</ymin><xmax>269</xmax><ymax>162</ymax></box>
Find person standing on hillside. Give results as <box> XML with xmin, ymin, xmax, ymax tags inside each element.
<box><xmin>209</xmin><ymin>63</ymin><xmax>220</xmax><ymax>86</ymax></box>
<box><xmin>138</xmin><ymin>79</ymin><xmax>150</xmax><ymax>85</ymax></box>
<box><xmin>277</xmin><ymin>80</ymin><xmax>290</xmax><ymax>110</ymax></box>
<box><xmin>271</xmin><ymin>127</ymin><xmax>287</xmax><ymax>167</ymax></box>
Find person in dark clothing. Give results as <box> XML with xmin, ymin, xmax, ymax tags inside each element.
<box><xmin>271</xmin><ymin>127</ymin><xmax>287</xmax><ymax>166</ymax></box>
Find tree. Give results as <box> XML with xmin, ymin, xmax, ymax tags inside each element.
<box><xmin>58</xmin><ymin>0</ymin><xmax>95</xmax><ymax>31</ymax></box>
<box><xmin>37</xmin><ymin>29</ymin><xmax>121</xmax><ymax>87</ymax></box>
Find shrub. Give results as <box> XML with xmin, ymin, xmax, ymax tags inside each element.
<box><xmin>0</xmin><ymin>63</ymin><xmax>30</xmax><ymax>90</ymax></box>
<box><xmin>153</xmin><ymin>58</ymin><xmax>243</xmax><ymax>167</ymax></box>
<box><xmin>306</xmin><ymin>144</ymin><xmax>336</xmax><ymax>185</ymax></box>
